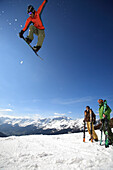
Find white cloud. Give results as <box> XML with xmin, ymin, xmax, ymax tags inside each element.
<box><xmin>54</xmin><ymin>113</ymin><xmax>65</xmax><ymax>116</ymax></box>
<box><xmin>53</xmin><ymin>96</ymin><xmax>94</xmax><ymax>105</ymax></box>
<box><xmin>0</xmin><ymin>113</ymin><xmax>43</xmax><ymax>120</ymax></box>
<box><xmin>0</xmin><ymin>114</ymin><xmax>31</xmax><ymax>119</ymax></box>
<box><xmin>68</xmin><ymin>111</ymin><xmax>72</xmax><ymax>114</ymax></box>
<box><xmin>0</xmin><ymin>110</ymin><xmax>13</xmax><ymax>118</ymax></box>
<box><xmin>19</xmin><ymin>99</ymin><xmax>41</xmax><ymax>104</ymax></box>
<box><xmin>32</xmin><ymin>114</ymin><xmax>42</xmax><ymax>120</ymax></box>
<box><xmin>0</xmin><ymin>109</ymin><xmax>13</xmax><ymax>112</ymax></box>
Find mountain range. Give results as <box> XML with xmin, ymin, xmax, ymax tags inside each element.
<box><xmin>0</xmin><ymin>116</ymin><xmax>83</xmax><ymax>136</ymax></box>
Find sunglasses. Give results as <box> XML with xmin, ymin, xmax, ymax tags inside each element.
<box><xmin>29</xmin><ymin>12</ymin><xmax>32</xmax><ymax>15</ymax></box>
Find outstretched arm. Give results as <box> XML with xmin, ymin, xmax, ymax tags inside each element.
<box><xmin>37</xmin><ymin>0</ymin><xmax>48</xmax><ymax>15</ymax></box>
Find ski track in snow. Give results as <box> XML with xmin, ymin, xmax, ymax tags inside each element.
<box><xmin>0</xmin><ymin>131</ymin><xmax>113</xmax><ymax>170</ymax></box>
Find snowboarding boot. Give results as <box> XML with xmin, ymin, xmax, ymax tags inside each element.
<box><xmin>108</xmin><ymin>140</ymin><xmax>113</xmax><ymax>145</ymax></box>
<box><xmin>33</xmin><ymin>45</ymin><xmax>41</xmax><ymax>52</ymax></box>
<box><xmin>25</xmin><ymin>37</ymin><xmax>32</xmax><ymax>44</ymax></box>
<box><xmin>89</xmin><ymin>138</ymin><xmax>91</xmax><ymax>141</ymax></box>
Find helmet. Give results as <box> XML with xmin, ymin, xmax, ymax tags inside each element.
<box><xmin>27</xmin><ymin>5</ymin><xmax>35</xmax><ymax>14</ymax></box>
<box><xmin>98</xmin><ymin>99</ymin><xmax>103</xmax><ymax>104</ymax></box>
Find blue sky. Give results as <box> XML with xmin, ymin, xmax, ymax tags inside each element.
<box><xmin>0</xmin><ymin>0</ymin><xmax>113</xmax><ymax>119</ymax></box>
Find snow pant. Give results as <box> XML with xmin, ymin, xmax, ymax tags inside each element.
<box><xmin>28</xmin><ymin>25</ymin><xmax>45</xmax><ymax>47</ymax></box>
<box><xmin>87</xmin><ymin>122</ymin><xmax>98</xmax><ymax>140</ymax></box>
<box><xmin>102</xmin><ymin>120</ymin><xmax>113</xmax><ymax>143</ymax></box>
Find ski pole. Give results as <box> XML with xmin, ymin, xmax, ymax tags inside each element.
<box><xmin>90</xmin><ymin>109</ymin><xmax>93</xmax><ymax>143</ymax></box>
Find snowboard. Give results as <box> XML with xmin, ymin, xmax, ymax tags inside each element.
<box><xmin>22</xmin><ymin>37</ymin><xmax>43</xmax><ymax>61</ymax></box>
<box><xmin>103</xmin><ymin>100</ymin><xmax>109</xmax><ymax>148</ymax></box>
<box><xmin>83</xmin><ymin>120</ymin><xmax>86</xmax><ymax>142</ymax></box>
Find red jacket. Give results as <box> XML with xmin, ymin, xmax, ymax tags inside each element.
<box><xmin>23</xmin><ymin>0</ymin><xmax>46</xmax><ymax>32</ymax></box>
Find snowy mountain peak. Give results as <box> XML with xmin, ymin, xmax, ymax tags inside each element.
<box><xmin>0</xmin><ymin>115</ymin><xmax>83</xmax><ymax>136</ymax></box>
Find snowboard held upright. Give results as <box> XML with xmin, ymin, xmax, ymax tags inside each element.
<box><xmin>83</xmin><ymin>120</ymin><xmax>86</xmax><ymax>142</ymax></box>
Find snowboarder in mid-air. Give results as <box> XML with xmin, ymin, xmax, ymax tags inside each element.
<box><xmin>19</xmin><ymin>0</ymin><xmax>48</xmax><ymax>53</ymax></box>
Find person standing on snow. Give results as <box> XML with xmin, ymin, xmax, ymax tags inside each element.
<box><xmin>98</xmin><ymin>99</ymin><xmax>113</xmax><ymax>145</ymax></box>
<box><xmin>84</xmin><ymin>106</ymin><xmax>98</xmax><ymax>141</ymax></box>
<box><xmin>19</xmin><ymin>0</ymin><xmax>48</xmax><ymax>52</ymax></box>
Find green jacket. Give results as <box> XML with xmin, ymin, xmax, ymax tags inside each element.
<box><xmin>99</xmin><ymin>103</ymin><xmax>112</xmax><ymax>120</ymax></box>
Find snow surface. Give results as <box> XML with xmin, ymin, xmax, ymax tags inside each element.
<box><xmin>0</xmin><ymin>130</ymin><xmax>113</xmax><ymax>170</ymax></box>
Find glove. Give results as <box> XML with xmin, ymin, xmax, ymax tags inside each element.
<box><xmin>19</xmin><ymin>30</ymin><xmax>24</xmax><ymax>38</ymax></box>
<box><xmin>93</xmin><ymin>119</ymin><xmax>96</xmax><ymax>124</ymax></box>
<box><xmin>103</xmin><ymin>114</ymin><xmax>106</xmax><ymax>118</ymax></box>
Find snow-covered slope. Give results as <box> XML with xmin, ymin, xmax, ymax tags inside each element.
<box><xmin>0</xmin><ymin>116</ymin><xmax>83</xmax><ymax>136</ymax></box>
<box><xmin>0</xmin><ymin>130</ymin><xmax>113</xmax><ymax>170</ymax></box>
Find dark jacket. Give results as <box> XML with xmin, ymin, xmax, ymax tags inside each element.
<box><xmin>84</xmin><ymin>109</ymin><xmax>96</xmax><ymax>123</ymax></box>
